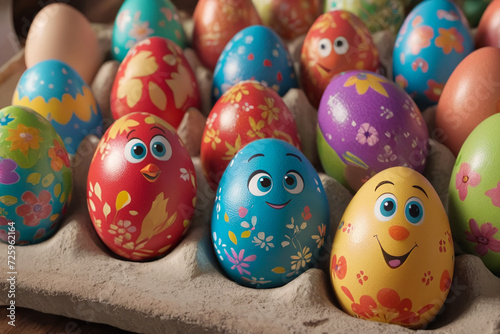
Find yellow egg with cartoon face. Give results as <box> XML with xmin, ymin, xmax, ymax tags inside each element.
<box><xmin>330</xmin><ymin>167</ymin><xmax>454</xmax><ymax>329</ymax></box>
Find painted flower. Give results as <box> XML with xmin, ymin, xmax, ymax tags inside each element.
<box><xmin>6</xmin><ymin>124</ymin><xmax>42</xmax><ymax>155</ymax></box>
<box><xmin>435</xmin><ymin>27</ymin><xmax>464</xmax><ymax>54</ymax></box>
<box><xmin>395</xmin><ymin>74</ymin><xmax>408</xmax><ymax>89</ymax></box>
<box><xmin>0</xmin><ymin>158</ymin><xmax>20</xmax><ymax>185</ymax></box>
<box><xmin>485</xmin><ymin>181</ymin><xmax>500</xmax><ymax>207</ymax></box>
<box><xmin>259</xmin><ymin>97</ymin><xmax>280</xmax><ymax>125</ymax></box>
<box><xmin>291</xmin><ymin>246</ymin><xmax>312</xmax><ymax>271</ymax></box>
<box><xmin>203</xmin><ymin>128</ymin><xmax>221</xmax><ymax>150</ymax></box>
<box><xmin>331</xmin><ymin>254</ymin><xmax>347</xmax><ymax>280</ymax></box>
<box><xmin>356</xmin><ymin>123</ymin><xmax>379</xmax><ymax>146</ymax></box>
<box><xmin>221</xmin><ymin>84</ymin><xmax>249</xmax><ymax>104</ymax></box>
<box><xmin>311</xmin><ymin>13</ymin><xmax>336</xmax><ymax>33</ymax></box>
<box><xmin>377</xmin><ymin>145</ymin><xmax>397</xmax><ymax>163</ymax></box>
<box><xmin>116</xmin><ymin>9</ymin><xmax>131</xmax><ymax>32</ymax></box>
<box><xmin>411</xmin><ymin>58</ymin><xmax>429</xmax><ymax>73</ymax></box>
<box><xmin>312</xmin><ymin>224</ymin><xmax>326</xmax><ymax>249</ymax></box>
<box><xmin>408</xmin><ymin>25</ymin><xmax>434</xmax><ymax>55</ymax></box>
<box><xmin>108</xmin><ymin>219</ymin><xmax>137</xmax><ymax>241</ymax></box>
<box><xmin>424</xmin><ymin>79</ymin><xmax>445</xmax><ymax>102</ymax></box>
<box><xmin>252</xmin><ymin>232</ymin><xmax>275</xmax><ymax>251</ymax></box>
<box><xmin>344</xmin><ymin>73</ymin><xmax>389</xmax><ymax>98</ymax></box>
<box><xmin>15</xmin><ymin>190</ymin><xmax>52</xmax><ymax>227</ymax></box>
<box><xmin>465</xmin><ymin>218</ymin><xmax>500</xmax><ymax>256</ymax></box>
<box><xmin>48</xmin><ymin>140</ymin><xmax>70</xmax><ymax>172</ymax></box>
<box><xmin>242</xmin><ymin>102</ymin><xmax>254</xmax><ymax>112</ymax></box>
<box><xmin>455</xmin><ymin>162</ymin><xmax>481</xmax><ymax>201</ymax></box>
<box><xmin>225</xmin><ymin>248</ymin><xmax>257</xmax><ymax>275</ymax></box>
<box><xmin>128</xmin><ymin>21</ymin><xmax>154</xmax><ymax>41</ymax></box>
<box><xmin>440</xmin><ymin>270</ymin><xmax>451</xmax><ymax>293</ymax></box>
<box><xmin>246</xmin><ymin>117</ymin><xmax>266</xmax><ymax>139</ymax></box>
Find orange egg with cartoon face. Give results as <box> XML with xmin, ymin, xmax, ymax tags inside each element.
<box><xmin>330</xmin><ymin>167</ymin><xmax>454</xmax><ymax>328</ymax></box>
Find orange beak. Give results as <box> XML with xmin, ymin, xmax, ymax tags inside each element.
<box><xmin>141</xmin><ymin>163</ymin><xmax>161</xmax><ymax>183</ymax></box>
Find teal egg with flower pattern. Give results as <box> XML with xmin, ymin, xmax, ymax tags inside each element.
<box><xmin>212</xmin><ymin>138</ymin><xmax>329</xmax><ymax>288</ymax></box>
<box><xmin>0</xmin><ymin>106</ymin><xmax>72</xmax><ymax>245</ymax></box>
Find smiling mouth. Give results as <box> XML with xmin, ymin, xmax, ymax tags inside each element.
<box><xmin>266</xmin><ymin>199</ymin><xmax>291</xmax><ymax>210</ymax></box>
<box><xmin>141</xmin><ymin>164</ymin><xmax>161</xmax><ymax>183</ymax></box>
<box><xmin>374</xmin><ymin>235</ymin><xmax>418</xmax><ymax>269</ymax></box>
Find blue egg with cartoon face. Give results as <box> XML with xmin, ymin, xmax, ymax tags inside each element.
<box><xmin>212</xmin><ymin>138</ymin><xmax>329</xmax><ymax>288</ymax></box>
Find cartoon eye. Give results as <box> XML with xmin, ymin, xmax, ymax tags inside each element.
<box><xmin>405</xmin><ymin>197</ymin><xmax>424</xmax><ymax>225</ymax></box>
<box><xmin>248</xmin><ymin>170</ymin><xmax>273</xmax><ymax>196</ymax></box>
<box><xmin>124</xmin><ymin>138</ymin><xmax>147</xmax><ymax>163</ymax></box>
<box><xmin>318</xmin><ymin>38</ymin><xmax>332</xmax><ymax>58</ymax></box>
<box><xmin>150</xmin><ymin>135</ymin><xmax>172</xmax><ymax>161</ymax></box>
<box><xmin>283</xmin><ymin>170</ymin><xmax>304</xmax><ymax>194</ymax></box>
<box><xmin>374</xmin><ymin>193</ymin><xmax>397</xmax><ymax>221</ymax></box>
<box><xmin>333</xmin><ymin>36</ymin><xmax>349</xmax><ymax>55</ymax></box>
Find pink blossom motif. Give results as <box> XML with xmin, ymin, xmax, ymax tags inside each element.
<box><xmin>411</xmin><ymin>58</ymin><xmax>429</xmax><ymax>73</ymax></box>
<box><xmin>485</xmin><ymin>182</ymin><xmax>500</xmax><ymax>207</ymax></box>
<box><xmin>455</xmin><ymin>162</ymin><xmax>481</xmax><ymax>201</ymax></box>
<box><xmin>465</xmin><ymin>218</ymin><xmax>500</xmax><ymax>256</ymax></box>
<box><xmin>116</xmin><ymin>9</ymin><xmax>131</xmax><ymax>32</ymax></box>
<box><xmin>395</xmin><ymin>74</ymin><xmax>408</xmax><ymax>89</ymax></box>
<box><xmin>129</xmin><ymin>22</ymin><xmax>154</xmax><ymax>41</ymax></box>
<box><xmin>408</xmin><ymin>26</ymin><xmax>434</xmax><ymax>55</ymax></box>
<box><xmin>15</xmin><ymin>190</ymin><xmax>53</xmax><ymax>227</ymax></box>
<box><xmin>356</xmin><ymin>123</ymin><xmax>379</xmax><ymax>146</ymax></box>
<box><xmin>225</xmin><ymin>248</ymin><xmax>257</xmax><ymax>275</ymax></box>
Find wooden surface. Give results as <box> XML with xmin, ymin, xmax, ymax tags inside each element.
<box><xmin>0</xmin><ymin>307</ymin><xmax>133</xmax><ymax>334</ymax></box>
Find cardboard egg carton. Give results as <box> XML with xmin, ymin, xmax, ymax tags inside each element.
<box><xmin>1</xmin><ymin>19</ymin><xmax>499</xmax><ymax>334</ymax></box>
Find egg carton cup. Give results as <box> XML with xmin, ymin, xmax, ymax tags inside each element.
<box><xmin>1</xmin><ymin>19</ymin><xmax>500</xmax><ymax>334</ymax></box>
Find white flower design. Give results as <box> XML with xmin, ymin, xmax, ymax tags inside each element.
<box><xmin>252</xmin><ymin>232</ymin><xmax>274</xmax><ymax>251</ymax></box>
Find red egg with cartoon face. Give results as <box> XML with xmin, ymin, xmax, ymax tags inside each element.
<box><xmin>87</xmin><ymin>112</ymin><xmax>197</xmax><ymax>261</ymax></box>
<box><xmin>111</xmin><ymin>37</ymin><xmax>201</xmax><ymax>129</ymax></box>
<box><xmin>192</xmin><ymin>0</ymin><xmax>261</xmax><ymax>71</ymax></box>
<box><xmin>200</xmin><ymin>80</ymin><xmax>301</xmax><ymax>190</ymax></box>
<box><xmin>300</xmin><ymin>10</ymin><xmax>380</xmax><ymax>108</ymax></box>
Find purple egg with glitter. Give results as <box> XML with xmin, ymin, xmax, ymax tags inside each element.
<box><xmin>316</xmin><ymin>70</ymin><xmax>429</xmax><ymax>193</ymax></box>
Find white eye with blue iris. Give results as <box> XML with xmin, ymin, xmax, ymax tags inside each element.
<box><xmin>124</xmin><ymin>138</ymin><xmax>147</xmax><ymax>163</ymax></box>
<box><xmin>150</xmin><ymin>135</ymin><xmax>172</xmax><ymax>161</ymax></box>
<box><xmin>248</xmin><ymin>171</ymin><xmax>273</xmax><ymax>196</ymax></box>
<box><xmin>374</xmin><ymin>193</ymin><xmax>398</xmax><ymax>221</ymax></box>
<box><xmin>283</xmin><ymin>170</ymin><xmax>304</xmax><ymax>194</ymax></box>
<box><xmin>405</xmin><ymin>197</ymin><xmax>424</xmax><ymax>225</ymax></box>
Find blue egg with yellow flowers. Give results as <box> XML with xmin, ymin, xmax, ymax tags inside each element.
<box><xmin>212</xmin><ymin>138</ymin><xmax>329</xmax><ymax>288</ymax></box>
<box><xmin>13</xmin><ymin>60</ymin><xmax>103</xmax><ymax>155</ymax></box>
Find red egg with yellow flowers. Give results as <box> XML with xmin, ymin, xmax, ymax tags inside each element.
<box><xmin>87</xmin><ymin>112</ymin><xmax>197</xmax><ymax>261</ymax></box>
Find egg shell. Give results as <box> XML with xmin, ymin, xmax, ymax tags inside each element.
<box><xmin>212</xmin><ymin>25</ymin><xmax>299</xmax><ymax>104</ymax></box>
<box><xmin>112</xmin><ymin>0</ymin><xmax>187</xmax><ymax>62</ymax></box>
<box><xmin>475</xmin><ymin>0</ymin><xmax>500</xmax><ymax>48</ymax></box>
<box><xmin>201</xmin><ymin>81</ymin><xmax>301</xmax><ymax>190</ymax></box>
<box><xmin>110</xmin><ymin>37</ymin><xmax>201</xmax><ymax>129</ymax></box>
<box><xmin>393</xmin><ymin>0</ymin><xmax>474</xmax><ymax>110</ymax></box>
<box><xmin>212</xmin><ymin>138</ymin><xmax>329</xmax><ymax>288</ymax></box>
<box><xmin>300</xmin><ymin>10</ymin><xmax>380</xmax><ymax>108</ymax></box>
<box><xmin>24</xmin><ymin>3</ymin><xmax>102</xmax><ymax>84</ymax></box>
<box><xmin>87</xmin><ymin>112</ymin><xmax>197</xmax><ymax>261</ymax></box>
<box><xmin>448</xmin><ymin>113</ymin><xmax>500</xmax><ymax>277</ymax></box>
<box><xmin>435</xmin><ymin>47</ymin><xmax>500</xmax><ymax>156</ymax></box>
<box><xmin>330</xmin><ymin>166</ymin><xmax>454</xmax><ymax>328</ymax></box>
<box><xmin>12</xmin><ymin>60</ymin><xmax>103</xmax><ymax>156</ymax></box>
<box><xmin>192</xmin><ymin>0</ymin><xmax>262</xmax><ymax>71</ymax></box>
<box><xmin>253</xmin><ymin>0</ymin><xmax>321</xmax><ymax>40</ymax></box>
<box><xmin>324</xmin><ymin>0</ymin><xmax>405</xmax><ymax>34</ymax></box>
<box><xmin>0</xmin><ymin>106</ymin><xmax>72</xmax><ymax>245</ymax></box>
<box><xmin>317</xmin><ymin>70</ymin><xmax>429</xmax><ymax>193</ymax></box>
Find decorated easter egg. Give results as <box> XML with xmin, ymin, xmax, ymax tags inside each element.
<box><xmin>112</xmin><ymin>0</ymin><xmax>186</xmax><ymax>62</ymax></box>
<box><xmin>212</xmin><ymin>25</ymin><xmax>298</xmax><ymax>104</ymax></box>
<box><xmin>448</xmin><ymin>113</ymin><xmax>500</xmax><ymax>277</ymax></box>
<box><xmin>436</xmin><ymin>47</ymin><xmax>500</xmax><ymax>156</ymax></box>
<box><xmin>393</xmin><ymin>0</ymin><xmax>474</xmax><ymax>110</ymax></box>
<box><xmin>25</xmin><ymin>3</ymin><xmax>102</xmax><ymax>84</ymax></box>
<box><xmin>330</xmin><ymin>167</ymin><xmax>454</xmax><ymax>328</ymax></box>
<box><xmin>12</xmin><ymin>60</ymin><xmax>103</xmax><ymax>156</ymax></box>
<box><xmin>324</xmin><ymin>0</ymin><xmax>405</xmax><ymax>34</ymax></box>
<box><xmin>0</xmin><ymin>106</ymin><xmax>72</xmax><ymax>245</ymax></box>
<box><xmin>201</xmin><ymin>81</ymin><xmax>301</xmax><ymax>190</ymax></box>
<box><xmin>87</xmin><ymin>112</ymin><xmax>197</xmax><ymax>261</ymax></box>
<box><xmin>317</xmin><ymin>70</ymin><xmax>428</xmax><ymax>193</ymax></box>
<box><xmin>252</xmin><ymin>0</ymin><xmax>321</xmax><ymax>40</ymax></box>
<box><xmin>212</xmin><ymin>138</ymin><xmax>329</xmax><ymax>288</ymax></box>
<box><xmin>192</xmin><ymin>0</ymin><xmax>262</xmax><ymax>71</ymax></box>
<box><xmin>111</xmin><ymin>37</ymin><xmax>200</xmax><ymax>129</ymax></box>
<box><xmin>300</xmin><ymin>10</ymin><xmax>380</xmax><ymax>108</ymax></box>
<box><xmin>475</xmin><ymin>0</ymin><xmax>500</xmax><ymax>48</ymax></box>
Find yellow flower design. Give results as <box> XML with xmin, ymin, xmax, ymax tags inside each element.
<box><xmin>6</xmin><ymin>124</ymin><xmax>42</xmax><ymax>155</ymax></box>
<box><xmin>109</xmin><ymin>219</ymin><xmax>136</xmax><ymax>242</ymax></box>
<box><xmin>222</xmin><ymin>135</ymin><xmax>241</xmax><ymax>161</ymax></box>
<box><xmin>204</xmin><ymin>128</ymin><xmax>222</xmax><ymax>150</ymax></box>
<box><xmin>136</xmin><ymin>192</ymin><xmax>177</xmax><ymax>246</ymax></box>
<box><xmin>221</xmin><ymin>84</ymin><xmax>250</xmax><ymax>104</ymax></box>
<box><xmin>259</xmin><ymin>97</ymin><xmax>280</xmax><ymax>125</ymax></box>
<box><xmin>311</xmin><ymin>14</ymin><xmax>336</xmax><ymax>33</ymax></box>
<box><xmin>344</xmin><ymin>72</ymin><xmax>389</xmax><ymax>98</ymax></box>
<box><xmin>291</xmin><ymin>246</ymin><xmax>312</xmax><ymax>271</ymax></box>
<box><xmin>246</xmin><ymin>117</ymin><xmax>266</xmax><ymax>139</ymax></box>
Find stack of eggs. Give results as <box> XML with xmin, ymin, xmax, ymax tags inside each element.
<box><xmin>2</xmin><ymin>0</ymin><xmax>499</xmax><ymax>330</ymax></box>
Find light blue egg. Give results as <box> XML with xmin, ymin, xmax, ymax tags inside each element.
<box><xmin>112</xmin><ymin>0</ymin><xmax>186</xmax><ymax>62</ymax></box>
<box><xmin>212</xmin><ymin>138</ymin><xmax>329</xmax><ymax>288</ymax></box>
<box><xmin>212</xmin><ymin>25</ymin><xmax>298</xmax><ymax>105</ymax></box>
<box><xmin>13</xmin><ymin>60</ymin><xmax>102</xmax><ymax>155</ymax></box>
<box><xmin>393</xmin><ymin>0</ymin><xmax>473</xmax><ymax>110</ymax></box>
